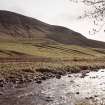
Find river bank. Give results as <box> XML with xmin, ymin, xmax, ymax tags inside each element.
<box><xmin>0</xmin><ymin>60</ymin><xmax>105</xmax><ymax>87</ymax></box>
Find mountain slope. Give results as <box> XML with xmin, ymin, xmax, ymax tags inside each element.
<box><xmin>0</xmin><ymin>10</ymin><xmax>105</xmax><ymax>49</ymax></box>
<box><xmin>0</xmin><ymin>10</ymin><xmax>105</xmax><ymax>61</ymax></box>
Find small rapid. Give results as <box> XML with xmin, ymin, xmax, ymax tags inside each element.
<box><xmin>0</xmin><ymin>69</ymin><xmax>105</xmax><ymax>105</ymax></box>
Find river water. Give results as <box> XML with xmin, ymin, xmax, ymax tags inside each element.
<box><xmin>0</xmin><ymin>69</ymin><xmax>105</xmax><ymax>105</ymax></box>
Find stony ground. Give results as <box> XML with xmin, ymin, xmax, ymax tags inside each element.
<box><xmin>0</xmin><ymin>59</ymin><xmax>105</xmax><ymax>87</ymax></box>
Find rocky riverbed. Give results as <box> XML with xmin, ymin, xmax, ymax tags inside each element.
<box><xmin>0</xmin><ymin>69</ymin><xmax>105</xmax><ymax>105</ymax></box>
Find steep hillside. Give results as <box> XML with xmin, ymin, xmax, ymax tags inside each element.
<box><xmin>0</xmin><ymin>10</ymin><xmax>105</xmax><ymax>49</ymax></box>
<box><xmin>0</xmin><ymin>10</ymin><xmax>105</xmax><ymax>62</ymax></box>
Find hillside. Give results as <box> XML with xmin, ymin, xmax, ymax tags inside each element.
<box><xmin>0</xmin><ymin>10</ymin><xmax>105</xmax><ymax>48</ymax></box>
<box><xmin>0</xmin><ymin>10</ymin><xmax>105</xmax><ymax>61</ymax></box>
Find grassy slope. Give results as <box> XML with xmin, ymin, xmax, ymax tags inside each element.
<box><xmin>0</xmin><ymin>38</ymin><xmax>105</xmax><ymax>61</ymax></box>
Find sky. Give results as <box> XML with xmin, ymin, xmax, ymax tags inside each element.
<box><xmin>0</xmin><ymin>0</ymin><xmax>105</xmax><ymax>41</ymax></box>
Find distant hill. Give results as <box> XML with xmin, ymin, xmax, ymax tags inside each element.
<box><xmin>0</xmin><ymin>10</ymin><xmax>105</xmax><ymax>61</ymax></box>
<box><xmin>0</xmin><ymin>10</ymin><xmax>105</xmax><ymax>49</ymax></box>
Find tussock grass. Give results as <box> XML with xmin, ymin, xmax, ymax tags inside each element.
<box><xmin>0</xmin><ymin>60</ymin><xmax>105</xmax><ymax>82</ymax></box>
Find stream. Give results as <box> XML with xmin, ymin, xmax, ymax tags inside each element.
<box><xmin>0</xmin><ymin>69</ymin><xmax>105</xmax><ymax>105</ymax></box>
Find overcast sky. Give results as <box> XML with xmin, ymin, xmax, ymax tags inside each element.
<box><xmin>0</xmin><ymin>0</ymin><xmax>105</xmax><ymax>41</ymax></box>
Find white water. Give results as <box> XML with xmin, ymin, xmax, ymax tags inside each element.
<box><xmin>1</xmin><ymin>69</ymin><xmax>105</xmax><ymax>105</ymax></box>
<box><xmin>41</xmin><ymin>69</ymin><xmax>105</xmax><ymax>105</ymax></box>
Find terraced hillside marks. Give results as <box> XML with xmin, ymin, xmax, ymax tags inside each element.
<box><xmin>0</xmin><ymin>39</ymin><xmax>105</xmax><ymax>62</ymax></box>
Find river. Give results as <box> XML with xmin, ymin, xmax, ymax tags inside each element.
<box><xmin>0</xmin><ymin>69</ymin><xmax>105</xmax><ymax>105</ymax></box>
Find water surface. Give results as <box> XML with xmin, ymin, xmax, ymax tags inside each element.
<box><xmin>1</xmin><ymin>69</ymin><xmax>105</xmax><ymax>105</ymax></box>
